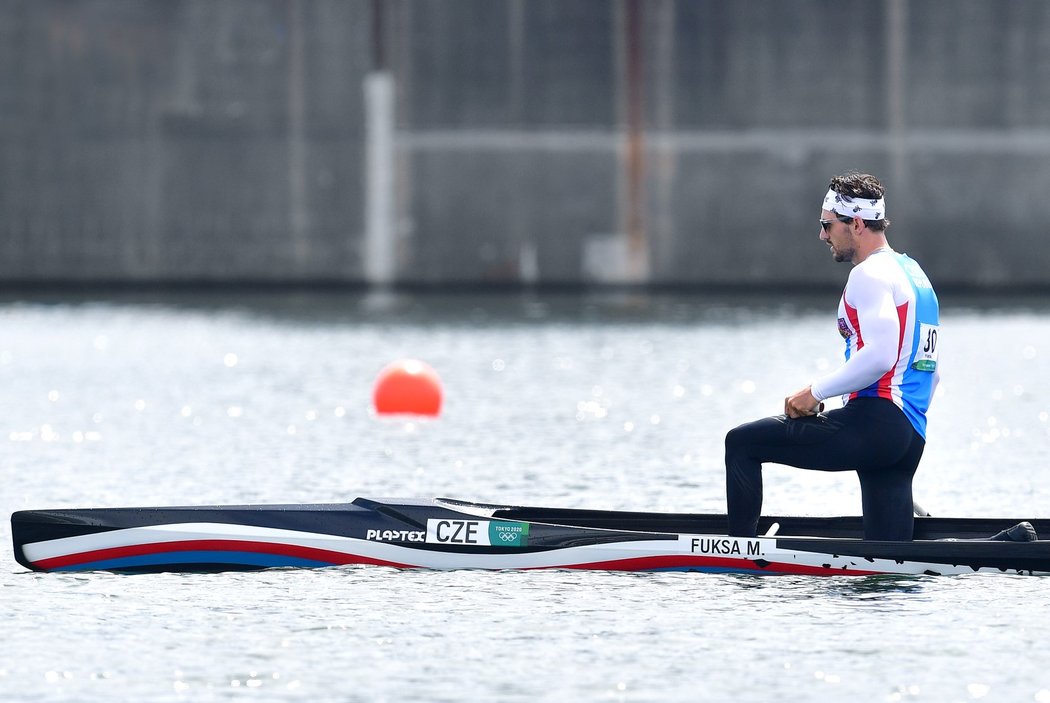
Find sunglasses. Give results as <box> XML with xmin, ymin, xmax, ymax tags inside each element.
<box><xmin>820</xmin><ymin>215</ymin><xmax>854</xmax><ymax>232</ymax></box>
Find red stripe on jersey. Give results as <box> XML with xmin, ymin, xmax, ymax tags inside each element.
<box><xmin>872</xmin><ymin>302</ymin><xmax>910</xmax><ymax>399</ymax></box>
<box><xmin>845</xmin><ymin>299</ymin><xmax>862</xmax><ymax>400</ymax></box>
<box><xmin>844</xmin><ymin>300</ymin><xmax>909</xmax><ymax>401</ymax></box>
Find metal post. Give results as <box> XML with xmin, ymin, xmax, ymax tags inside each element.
<box><xmin>624</xmin><ymin>0</ymin><xmax>649</xmax><ymax>282</ymax></box>
<box><xmin>364</xmin><ymin>0</ymin><xmax>396</xmax><ymax>286</ymax></box>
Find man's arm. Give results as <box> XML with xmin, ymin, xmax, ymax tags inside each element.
<box><xmin>785</xmin><ymin>266</ymin><xmax>900</xmax><ymax>418</ymax></box>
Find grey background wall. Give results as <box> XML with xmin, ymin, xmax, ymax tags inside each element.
<box><xmin>3</xmin><ymin>0</ymin><xmax>1050</xmax><ymax>289</ymax></box>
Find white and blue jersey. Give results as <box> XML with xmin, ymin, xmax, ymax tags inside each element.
<box><xmin>811</xmin><ymin>250</ymin><xmax>940</xmax><ymax>438</ymax></box>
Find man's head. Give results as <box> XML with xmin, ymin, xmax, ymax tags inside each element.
<box><xmin>826</xmin><ymin>172</ymin><xmax>889</xmax><ymax>231</ymax></box>
<box><xmin>819</xmin><ymin>171</ymin><xmax>891</xmax><ymax>264</ymax></box>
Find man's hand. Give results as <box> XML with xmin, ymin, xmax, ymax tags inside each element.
<box><xmin>785</xmin><ymin>386</ymin><xmax>823</xmax><ymax>418</ymax></box>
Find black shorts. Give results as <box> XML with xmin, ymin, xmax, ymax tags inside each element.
<box><xmin>725</xmin><ymin>396</ymin><xmax>926</xmax><ymax>540</ymax></box>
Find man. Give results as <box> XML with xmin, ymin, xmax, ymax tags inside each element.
<box><xmin>725</xmin><ymin>171</ymin><xmax>940</xmax><ymax>541</ymax></box>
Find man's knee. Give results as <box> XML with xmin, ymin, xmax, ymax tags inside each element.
<box><xmin>725</xmin><ymin>419</ymin><xmax>764</xmax><ymax>456</ymax></box>
<box><xmin>724</xmin><ymin>425</ymin><xmax>747</xmax><ymax>459</ymax></box>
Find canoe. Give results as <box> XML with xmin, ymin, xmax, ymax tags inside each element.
<box><xmin>11</xmin><ymin>497</ymin><xmax>1049</xmax><ymax>576</ymax></box>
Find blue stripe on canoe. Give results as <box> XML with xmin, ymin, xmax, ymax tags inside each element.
<box><xmin>51</xmin><ymin>551</ymin><xmax>336</xmax><ymax>571</ymax></box>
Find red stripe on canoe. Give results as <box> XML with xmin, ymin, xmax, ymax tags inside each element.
<box><xmin>31</xmin><ymin>539</ymin><xmax>412</xmax><ymax>570</ymax></box>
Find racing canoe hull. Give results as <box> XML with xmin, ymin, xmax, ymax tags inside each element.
<box><xmin>12</xmin><ymin>497</ymin><xmax>1050</xmax><ymax>576</ymax></box>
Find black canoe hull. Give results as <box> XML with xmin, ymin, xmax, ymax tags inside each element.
<box><xmin>11</xmin><ymin>497</ymin><xmax>1050</xmax><ymax>575</ymax></box>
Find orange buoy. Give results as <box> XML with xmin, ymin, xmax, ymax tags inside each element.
<box><xmin>372</xmin><ymin>359</ymin><xmax>443</xmax><ymax>416</ymax></box>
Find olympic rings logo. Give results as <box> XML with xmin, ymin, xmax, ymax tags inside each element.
<box><xmin>497</xmin><ymin>530</ymin><xmax>521</xmax><ymax>542</ymax></box>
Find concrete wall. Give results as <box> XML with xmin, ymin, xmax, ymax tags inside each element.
<box><xmin>3</xmin><ymin>0</ymin><xmax>1050</xmax><ymax>288</ymax></box>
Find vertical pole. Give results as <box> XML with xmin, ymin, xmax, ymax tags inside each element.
<box><xmin>624</xmin><ymin>0</ymin><xmax>649</xmax><ymax>282</ymax></box>
<box><xmin>364</xmin><ymin>0</ymin><xmax>396</xmax><ymax>286</ymax></box>
<box><xmin>288</xmin><ymin>0</ymin><xmax>309</xmax><ymax>271</ymax></box>
<box><xmin>508</xmin><ymin>0</ymin><xmax>536</xmax><ymax>284</ymax></box>
<box><xmin>371</xmin><ymin>0</ymin><xmax>385</xmax><ymax>70</ymax></box>
<box><xmin>650</xmin><ymin>0</ymin><xmax>675</xmax><ymax>281</ymax></box>
<box><xmin>887</xmin><ymin>0</ymin><xmax>907</xmax><ymax>193</ymax></box>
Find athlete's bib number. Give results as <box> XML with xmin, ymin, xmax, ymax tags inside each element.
<box><xmin>912</xmin><ymin>323</ymin><xmax>939</xmax><ymax>372</ymax></box>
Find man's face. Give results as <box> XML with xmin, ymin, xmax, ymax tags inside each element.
<box><xmin>819</xmin><ymin>210</ymin><xmax>856</xmax><ymax>263</ymax></box>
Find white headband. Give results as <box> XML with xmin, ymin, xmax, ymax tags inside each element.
<box><xmin>822</xmin><ymin>188</ymin><xmax>886</xmax><ymax>220</ymax></box>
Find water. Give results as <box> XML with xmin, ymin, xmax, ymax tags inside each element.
<box><xmin>2</xmin><ymin>291</ymin><xmax>1050</xmax><ymax>702</ymax></box>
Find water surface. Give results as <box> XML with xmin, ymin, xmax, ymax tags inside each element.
<box><xmin>2</xmin><ymin>292</ymin><xmax>1049</xmax><ymax>702</ymax></box>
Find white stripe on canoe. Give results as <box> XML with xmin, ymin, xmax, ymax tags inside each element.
<box><xmin>24</xmin><ymin>522</ymin><xmax>705</xmax><ymax>569</ymax></box>
<box><xmin>21</xmin><ymin>523</ymin><xmax>1041</xmax><ymax>575</ymax></box>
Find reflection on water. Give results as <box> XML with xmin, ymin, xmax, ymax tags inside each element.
<box><xmin>722</xmin><ymin>573</ymin><xmax>930</xmax><ymax>603</ymax></box>
<box><xmin>822</xmin><ymin>575</ymin><xmax>934</xmax><ymax>611</ymax></box>
<box><xmin>829</xmin><ymin>574</ymin><xmax>929</xmax><ymax>596</ymax></box>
